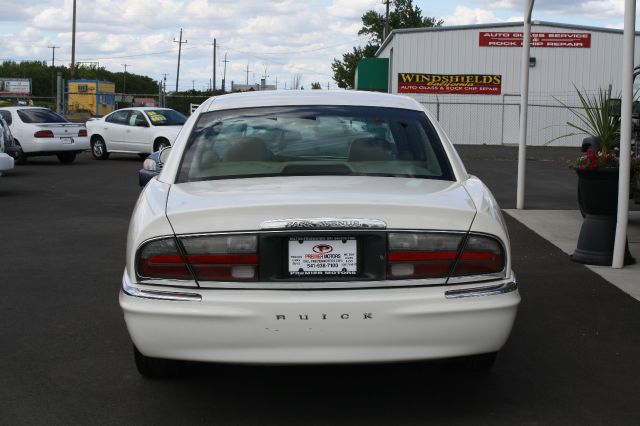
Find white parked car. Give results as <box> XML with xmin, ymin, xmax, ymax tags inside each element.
<box><xmin>120</xmin><ymin>91</ymin><xmax>520</xmax><ymax>378</ymax></box>
<box><xmin>86</xmin><ymin>107</ymin><xmax>186</xmax><ymax>160</ymax></box>
<box><xmin>0</xmin><ymin>115</ymin><xmax>14</xmax><ymax>175</ymax></box>
<box><xmin>0</xmin><ymin>107</ymin><xmax>90</xmax><ymax>164</ymax></box>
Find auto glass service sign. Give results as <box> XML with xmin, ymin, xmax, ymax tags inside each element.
<box><xmin>480</xmin><ymin>32</ymin><xmax>591</xmax><ymax>48</ymax></box>
<box><xmin>398</xmin><ymin>73</ymin><xmax>502</xmax><ymax>95</ymax></box>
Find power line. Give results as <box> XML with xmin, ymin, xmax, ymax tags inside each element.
<box><xmin>215</xmin><ymin>37</ymin><xmax>366</xmax><ymax>54</ymax></box>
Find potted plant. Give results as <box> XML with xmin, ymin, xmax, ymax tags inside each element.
<box><xmin>555</xmin><ymin>87</ymin><xmax>637</xmax><ymax>265</ymax></box>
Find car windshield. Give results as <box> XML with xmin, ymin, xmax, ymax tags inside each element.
<box><xmin>17</xmin><ymin>109</ymin><xmax>68</xmax><ymax>124</ymax></box>
<box><xmin>176</xmin><ymin>105</ymin><xmax>454</xmax><ymax>183</ymax></box>
<box><xmin>144</xmin><ymin>109</ymin><xmax>187</xmax><ymax>126</ymax></box>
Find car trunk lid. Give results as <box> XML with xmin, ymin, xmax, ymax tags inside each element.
<box><xmin>166</xmin><ymin>175</ymin><xmax>476</xmax><ymax>234</ymax></box>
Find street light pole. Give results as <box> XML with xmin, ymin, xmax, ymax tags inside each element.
<box><xmin>121</xmin><ymin>63</ymin><xmax>130</xmax><ymax>95</ymax></box>
<box><xmin>211</xmin><ymin>38</ymin><xmax>217</xmax><ymax>92</ymax></box>
<box><xmin>48</xmin><ymin>45</ymin><xmax>59</xmax><ymax>97</ymax></box>
<box><xmin>612</xmin><ymin>0</ymin><xmax>636</xmax><ymax>268</ymax></box>
<box><xmin>70</xmin><ymin>0</ymin><xmax>77</xmax><ymax>79</ymax></box>
<box><xmin>516</xmin><ymin>0</ymin><xmax>535</xmax><ymax>210</ymax></box>
<box><xmin>222</xmin><ymin>53</ymin><xmax>229</xmax><ymax>92</ymax></box>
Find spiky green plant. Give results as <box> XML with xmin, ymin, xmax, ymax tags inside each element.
<box><xmin>552</xmin><ymin>86</ymin><xmax>620</xmax><ymax>153</ymax></box>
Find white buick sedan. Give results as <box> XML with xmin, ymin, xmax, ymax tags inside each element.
<box><xmin>86</xmin><ymin>107</ymin><xmax>186</xmax><ymax>160</ymax></box>
<box><xmin>120</xmin><ymin>91</ymin><xmax>520</xmax><ymax>377</ymax></box>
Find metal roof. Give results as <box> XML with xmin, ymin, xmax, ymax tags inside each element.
<box><xmin>376</xmin><ymin>21</ymin><xmax>639</xmax><ymax>56</ymax></box>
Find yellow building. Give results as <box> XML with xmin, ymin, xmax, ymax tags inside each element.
<box><xmin>68</xmin><ymin>80</ymin><xmax>115</xmax><ymax>116</ymax></box>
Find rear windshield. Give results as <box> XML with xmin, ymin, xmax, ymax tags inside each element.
<box><xmin>144</xmin><ymin>109</ymin><xmax>187</xmax><ymax>126</ymax></box>
<box><xmin>17</xmin><ymin>109</ymin><xmax>68</xmax><ymax>124</ymax></box>
<box><xmin>176</xmin><ymin>105</ymin><xmax>453</xmax><ymax>183</ymax></box>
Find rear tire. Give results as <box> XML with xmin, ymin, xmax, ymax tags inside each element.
<box><xmin>459</xmin><ymin>352</ymin><xmax>497</xmax><ymax>371</ymax></box>
<box><xmin>133</xmin><ymin>346</ymin><xmax>181</xmax><ymax>379</ymax></box>
<box><xmin>138</xmin><ymin>153</ymin><xmax>149</xmax><ymax>159</ymax></box>
<box><xmin>14</xmin><ymin>141</ymin><xmax>26</xmax><ymax>164</ymax></box>
<box><xmin>154</xmin><ymin>138</ymin><xmax>171</xmax><ymax>152</ymax></box>
<box><xmin>91</xmin><ymin>136</ymin><xmax>109</xmax><ymax>160</ymax></box>
<box><xmin>57</xmin><ymin>152</ymin><xmax>76</xmax><ymax>164</ymax></box>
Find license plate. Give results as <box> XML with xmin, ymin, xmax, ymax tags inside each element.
<box><xmin>288</xmin><ymin>237</ymin><xmax>357</xmax><ymax>276</ymax></box>
<box><xmin>60</xmin><ymin>137</ymin><xmax>74</xmax><ymax>144</ymax></box>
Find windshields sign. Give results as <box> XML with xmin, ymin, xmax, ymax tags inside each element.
<box><xmin>398</xmin><ymin>73</ymin><xmax>502</xmax><ymax>95</ymax></box>
<box><xmin>0</xmin><ymin>78</ymin><xmax>31</xmax><ymax>95</ymax></box>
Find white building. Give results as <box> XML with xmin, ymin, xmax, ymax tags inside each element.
<box><xmin>375</xmin><ymin>21</ymin><xmax>640</xmax><ymax>146</ymax></box>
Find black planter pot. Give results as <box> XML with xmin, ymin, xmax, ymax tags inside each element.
<box><xmin>572</xmin><ymin>168</ymin><xmax>635</xmax><ymax>266</ymax></box>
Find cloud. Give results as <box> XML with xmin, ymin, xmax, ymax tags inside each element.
<box><xmin>327</xmin><ymin>0</ymin><xmax>380</xmax><ymax>18</ymax></box>
<box><xmin>2</xmin><ymin>0</ymin><xmax>633</xmax><ymax>91</ymax></box>
<box><xmin>444</xmin><ymin>6</ymin><xmax>504</xmax><ymax>26</ymax></box>
<box><xmin>472</xmin><ymin>0</ymin><xmax>626</xmax><ymax>21</ymax></box>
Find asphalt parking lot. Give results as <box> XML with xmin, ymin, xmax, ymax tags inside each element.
<box><xmin>1</xmin><ymin>148</ymin><xmax>639</xmax><ymax>425</ymax></box>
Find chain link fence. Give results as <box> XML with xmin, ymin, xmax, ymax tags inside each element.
<box><xmin>419</xmin><ymin>90</ymin><xmax>611</xmax><ymax>147</ymax></box>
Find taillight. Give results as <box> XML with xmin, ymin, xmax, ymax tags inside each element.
<box><xmin>34</xmin><ymin>130</ymin><xmax>54</xmax><ymax>138</ymax></box>
<box><xmin>78</xmin><ymin>129</ymin><xmax>87</xmax><ymax>137</ymax></box>
<box><xmin>136</xmin><ymin>235</ymin><xmax>258</xmax><ymax>282</ymax></box>
<box><xmin>450</xmin><ymin>235</ymin><xmax>505</xmax><ymax>276</ymax></box>
<box><xmin>137</xmin><ymin>238</ymin><xmax>192</xmax><ymax>280</ymax></box>
<box><xmin>181</xmin><ymin>235</ymin><xmax>258</xmax><ymax>281</ymax></box>
<box><xmin>387</xmin><ymin>233</ymin><xmax>463</xmax><ymax>279</ymax></box>
<box><xmin>387</xmin><ymin>232</ymin><xmax>505</xmax><ymax>279</ymax></box>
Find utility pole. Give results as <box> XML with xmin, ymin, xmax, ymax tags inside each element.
<box><xmin>48</xmin><ymin>46</ymin><xmax>59</xmax><ymax>97</ymax></box>
<box><xmin>275</xmin><ymin>76</ymin><xmax>278</xmax><ymax>90</ymax></box>
<box><xmin>222</xmin><ymin>53</ymin><xmax>229</xmax><ymax>92</ymax></box>
<box><xmin>211</xmin><ymin>39</ymin><xmax>217</xmax><ymax>91</ymax></box>
<box><xmin>121</xmin><ymin>64</ymin><xmax>130</xmax><ymax>95</ymax></box>
<box><xmin>70</xmin><ymin>0</ymin><xmax>77</xmax><ymax>79</ymax></box>
<box><xmin>383</xmin><ymin>0</ymin><xmax>391</xmax><ymax>40</ymax></box>
<box><xmin>192</xmin><ymin>80</ymin><xmax>195</xmax><ymax>91</ymax></box>
<box><xmin>48</xmin><ymin>46</ymin><xmax>60</xmax><ymax>67</ymax></box>
<box><xmin>173</xmin><ymin>28</ymin><xmax>187</xmax><ymax>92</ymax></box>
<box><xmin>327</xmin><ymin>82</ymin><xmax>330</xmax><ymax>90</ymax></box>
<box><xmin>161</xmin><ymin>73</ymin><xmax>169</xmax><ymax>107</ymax></box>
<box><xmin>245</xmin><ymin>62</ymin><xmax>251</xmax><ymax>85</ymax></box>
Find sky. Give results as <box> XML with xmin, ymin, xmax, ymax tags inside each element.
<box><xmin>0</xmin><ymin>0</ymin><xmax>635</xmax><ymax>92</ymax></box>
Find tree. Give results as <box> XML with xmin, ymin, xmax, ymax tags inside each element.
<box><xmin>332</xmin><ymin>0</ymin><xmax>443</xmax><ymax>89</ymax></box>
<box><xmin>359</xmin><ymin>0</ymin><xmax>442</xmax><ymax>45</ymax></box>
<box><xmin>331</xmin><ymin>44</ymin><xmax>379</xmax><ymax>90</ymax></box>
<box><xmin>311</xmin><ymin>82</ymin><xmax>322</xmax><ymax>90</ymax></box>
<box><xmin>0</xmin><ymin>60</ymin><xmax>159</xmax><ymax>97</ymax></box>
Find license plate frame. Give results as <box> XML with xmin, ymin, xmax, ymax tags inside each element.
<box><xmin>60</xmin><ymin>137</ymin><xmax>74</xmax><ymax>144</ymax></box>
<box><xmin>288</xmin><ymin>237</ymin><xmax>358</xmax><ymax>277</ymax></box>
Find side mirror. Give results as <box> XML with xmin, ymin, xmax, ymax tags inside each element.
<box><xmin>158</xmin><ymin>146</ymin><xmax>172</xmax><ymax>164</ymax></box>
<box><xmin>142</xmin><ymin>158</ymin><xmax>157</xmax><ymax>172</ymax></box>
<box><xmin>137</xmin><ymin>120</ymin><xmax>150</xmax><ymax>127</ymax></box>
